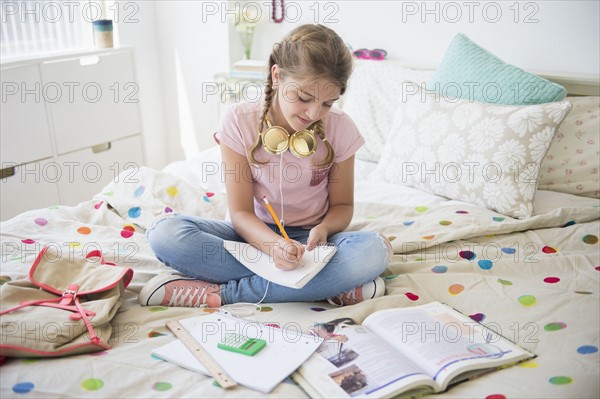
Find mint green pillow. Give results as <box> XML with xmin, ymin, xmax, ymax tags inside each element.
<box><xmin>427</xmin><ymin>33</ymin><xmax>566</xmax><ymax>105</ymax></box>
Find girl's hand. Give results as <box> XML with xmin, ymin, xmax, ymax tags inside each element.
<box><xmin>273</xmin><ymin>238</ymin><xmax>305</xmax><ymax>270</ymax></box>
<box><xmin>306</xmin><ymin>225</ymin><xmax>328</xmax><ymax>251</ymax></box>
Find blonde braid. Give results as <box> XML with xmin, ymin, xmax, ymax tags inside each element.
<box><xmin>247</xmin><ymin>54</ymin><xmax>276</xmax><ymax>164</ymax></box>
<box><xmin>312</xmin><ymin>120</ymin><xmax>334</xmax><ymax>169</ymax></box>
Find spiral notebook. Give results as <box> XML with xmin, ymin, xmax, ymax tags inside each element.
<box><xmin>223</xmin><ymin>240</ymin><xmax>337</xmax><ymax>289</ymax></box>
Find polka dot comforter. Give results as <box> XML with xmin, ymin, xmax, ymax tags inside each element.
<box><xmin>1</xmin><ymin>162</ymin><xmax>598</xmax><ymax>398</ymax></box>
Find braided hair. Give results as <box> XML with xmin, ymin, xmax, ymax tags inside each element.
<box><xmin>247</xmin><ymin>24</ymin><xmax>353</xmax><ymax>168</ymax></box>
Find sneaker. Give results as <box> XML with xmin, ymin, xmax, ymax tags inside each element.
<box><xmin>138</xmin><ymin>272</ymin><xmax>222</xmax><ymax>308</ymax></box>
<box><xmin>327</xmin><ymin>277</ymin><xmax>385</xmax><ymax>306</ymax></box>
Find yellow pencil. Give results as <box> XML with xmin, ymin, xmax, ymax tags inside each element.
<box><xmin>262</xmin><ymin>196</ymin><xmax>290</xmax><ymax>240</ymax></box>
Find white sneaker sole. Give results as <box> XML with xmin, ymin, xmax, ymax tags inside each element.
<box><xmin>138</xmin><ymin>273</ymin><xmax>191</xmax><ymax>306</ymax></box>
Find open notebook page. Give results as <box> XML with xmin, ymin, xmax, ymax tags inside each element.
<box><xmin>223</xmin><ymin>240</ymin><xmax>337</xmax><ymax>289</ymax></box>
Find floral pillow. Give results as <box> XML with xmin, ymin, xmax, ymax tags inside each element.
<box><xmin>538</xmin><ymin>96</ymin><xmax>600</xmax><ymax>198</ymax></box>
<box><xmin>371</xmin><ymin>88</ymin><xmax>572</xmax><ymax>218</ymax></box>
<box><xmin>341</xmin><ymin>60</ymin><xmax>433</xmax><ymax>163</ymax></box>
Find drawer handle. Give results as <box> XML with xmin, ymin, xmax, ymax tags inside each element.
<box><xmin>1</xmin><ymin>166</ymin><xmax>16</xmax><ymax>179</ymax></box>
<box><xmin>80</xmin><ymin>55</ymin><xmax>100</xmax><ymax>66</ymax></box>
<box><xmin>92</xmin><ymin>142</ymin><xmax>112</xmax><ymax>154</ymax></box>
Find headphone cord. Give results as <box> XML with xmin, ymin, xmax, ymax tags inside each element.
<box><xmin>224</xmin><ymin>152</ymin><xmax>285</xmax><ymax>317</ymax></box>
<box><xmin>279</xmin><ymin>151</ymin><xmax>285</xmax><ymax>228</ymax></box>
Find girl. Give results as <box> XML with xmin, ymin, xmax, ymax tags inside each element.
<box><xmin>139</xmin><ymin>24</ymin><xmax>392</xmax><ymax>308</ymax></box>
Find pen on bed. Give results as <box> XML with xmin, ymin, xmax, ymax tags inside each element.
<box><xmin>262</xmin><ymin>196</ymin><xmax>290</xmax><ymax>241</ymax></box>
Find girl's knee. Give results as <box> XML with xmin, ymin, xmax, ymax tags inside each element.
<box><xmin>146</xmin><ymin>216</ymin><xmax>190</xmax><ymax>255</ymax></box>
<box><xmin>358</xmin><ymin>231</ymin><xmax>393</xmax><ymax>267</ymax></box>
<box><xmin>376</xmin><ymin>232</ymin><xmax>393</xmax><ymax>267</ymax></box>
<box><xmin>148</xmin><ymin>216</ymin><xmax>177</xmax><ymax>242</ymax></box>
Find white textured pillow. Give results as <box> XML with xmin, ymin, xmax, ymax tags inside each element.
<box><xmin>538</xmin><ymin>96</ymin><xmax>600</xmax><ymax>198</ymax></box>
<box><xmin>342</xmin><ymin>61</ymin><xmax>433</xmax><ymax>162</ymax></box>
<box><xmin>371</xmin><ymin>89</ymin><xmax>572</xmax><ymax>218</ymax></box>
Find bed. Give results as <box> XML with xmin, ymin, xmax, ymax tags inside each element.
<box><xmin>1</xmin><ymin>55</ymin><xmax>599</xmax><ymax>398</ymax></box>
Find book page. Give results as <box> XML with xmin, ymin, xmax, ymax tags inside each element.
<box><xmin>363</xmin><ymin>302</ymin><xmax>534</xmax><ymax>390</ymax></box>
<box><xmin>223</xmin><ymin>240</ymin><xmax>336</xmax><ymax>288</ymax></box>
<box><xmin>295</xmin><ymin>318</ymin><xmax>436</xmax><ymax>398</ymax></box>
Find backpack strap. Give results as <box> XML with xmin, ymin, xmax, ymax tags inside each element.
<box><xmin>0</xmin><ymin>283</ymin><xmax>106</xmax><ymax>347</ymax></box>
<box><xmin>85</xmin><ymin>250</ymin><xmax>116</xmax><ymax>266</ymax></box>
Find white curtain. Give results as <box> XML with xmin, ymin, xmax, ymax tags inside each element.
<box><xmin>0</xmin><ymin>0</ymin><xmax>109</xmax><ymax>59</ymax></box>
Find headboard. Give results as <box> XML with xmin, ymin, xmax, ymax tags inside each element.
<box><xmin>379</xmin><ymin>60</ymin><xmax>600</xmax><ymax>97</ymax></box>
<box><xmin>533</xmin><ymin>70</ymin><xmax>600</xmax><ymax>96</ymax></box>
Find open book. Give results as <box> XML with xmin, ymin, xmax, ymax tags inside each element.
<box><xmin>223</xmin><ymin>240</ymin><xmax>337</xmax><ymax>289</ymax></box>
<box><xmin>292</xmin><ymin>301</ymin><xmax>535</xmax><ymax>398</ymax></box>
<box><xmin>152</xmin><ymin>311</ymin><xmax>323</xmax><ymax>393</ymax></box>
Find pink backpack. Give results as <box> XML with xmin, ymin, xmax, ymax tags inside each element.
<box><xmin>0</xmin><ymin>245</ymin><xmax>133</xmax><ymax>357</ymax></box>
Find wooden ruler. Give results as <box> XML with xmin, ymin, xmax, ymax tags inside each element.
<box><xmin>166</xmin><ymin>320</ymin><xmax>238</xmax><ymax>389</ymax></box>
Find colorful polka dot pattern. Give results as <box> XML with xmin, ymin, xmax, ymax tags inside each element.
<box><xmin>77</xmin><ymin>226</ymin><xmax>91</xmax><ymax>235</ymax></box>
<box><xmin>134</xmin><ymin>185</ymin><xmax>145</xmax><ymax>197</ymax></box>
<box><xmin>544</xmin><ymin>322</ymin><xmax>567</xmax><ymax>332</ymax></box>
<box><xmin>166</xmin><ymin>186</ymin><xmax>178</xmax><ymax>197</ymax></box>
<box><xmin>152</xmin><ymin>382</ymin><xmax>172</xmax><ymax>391</ymax></box>
<box><xmin>12</xmin><ymin>382</ymin><xmax>34</xmax><ymax>394</ymax></box>
<box><xmin>405</xmin><ymin>292</ymin><xmax>419</xmax><ymax>301</ymax></box>
<box><xmin>469</xmin><ymin>313</ymin><xmax>485</xmax><ymax>322</ymax></box>
<box><xmin>518</xmin><ymin>295</ymin><xmax>536</xmax><ymax>307</ymax></box>
<box><xmin>81</xmin><ymin>378</ymin><xmax>104</xmax><ymax>391</ymax></box>
<box><xmin>121</xmin><ymin>225</ymin><xmax>135</xmax><ymax>238</ymax></box>
<box><xmin>128</xmin><ymin>207</ymin><xmax>141</xmax><ymax>218</ymax></box>
<box><xmin>518</xmin><ymin>361</ymin><xmax>538</xmax><ymax>368</ymax></box>
<box><xmin>542</xmin><ymin>246</ymin><xmax>557</xmax><ymax>254</ymax></box>
<box><xmin>148</xmin><ymin>306</ymin><xmax>168</xmax><ymax>312</ymax></box>
<box><xmin>549</xmin><ymin>376</ymin><xmax>572</xmax><ymax>385</ymax></box>
<box><xmin>478</xmin><ymin>259</ymin><xmax>493</xmax><ymax>270</ymax></box>
<box><xmin>384</xmin><ymin>222</ymin><xmax>598</xmax><ymax>397</ymax></box>
<box><xmin>577</xmin><ymin>345</ymin><xmax>598</xmax><ymax>354</ymax></box>
<box><xmin>4</xmin><ymin>194</ymin><xmax>597</xmax><ymax>399</ymax></box>
<box><xmin>448</xmin><ymin>284</ymin><xmax>464</xmax><ymax>295</ymax></box>
<box><xmin>582</xmin><ymin>234</ymin><xmax>598</xmax><ymax>244</ymax></box>
<box><xmin>203</xmin><ymin>192</ymin><xmax>215</xmax><ymax>203</ymax></box>
<box><xmin>34</xmin><ymin>218</ymin><xmax>47</xmax><ymax>226</ymax></box>
<box><xmin>544</xmin><ymin>277</ymin><xmax>560</xmax><ymax>284</ymax></box>
<box><xmin>431</xmin><ymin>265</ymin><xmax>448</xmax><ymax>273</ymax></box>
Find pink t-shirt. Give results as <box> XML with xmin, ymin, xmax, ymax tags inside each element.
<box><xmin>218</xmin><ymin>100</ymin><xmax>365</xmax><ymax>228</ymax></box>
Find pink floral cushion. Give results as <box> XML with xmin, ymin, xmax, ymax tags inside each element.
<box><xmin>538</xmin><ymin>97</ymin><xmax>600</xmax><ymax>198</ymax></box>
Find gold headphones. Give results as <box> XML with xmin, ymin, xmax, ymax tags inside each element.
<box><xmin>260</xmin><ymin>115</ymin><xmax>318</xmax><ymax>158</ymax></box>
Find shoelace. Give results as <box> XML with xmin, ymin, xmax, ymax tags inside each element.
<box><xmin>169</xmin><ymin>285</ymin><xmax>212</xmax><ymax>307</ymax></box>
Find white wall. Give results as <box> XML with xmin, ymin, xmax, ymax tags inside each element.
<box><xmin>121</xmin><ymin>1</ymin><xmax>599</xmax><ymax>167</ymax></box>
<box><xmin>117</xmin><ymin>2</ymin><xmax>168</xmax><ymax>169</ymax></box>
<box><xmin>250</xmin><ymin>0</ymin><xmax>599</xmax><ymax>74</ymax></box>
<box><xmin>119</xmin><ymin>0</ymin><xmax>231</xmax><ymax>168</ymax></box>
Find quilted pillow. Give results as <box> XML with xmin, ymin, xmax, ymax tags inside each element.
<box><xmin>371</xmin><ymin>88</ymin><xmax>572</xmax><ymax>219</ymax></box>
<box><xmin>427</xmin><ymin>33</ymin><xmax>567</xmax><ymax>105</ymax></box>
<box><xmin>538</xmin><ymin>96</ymin><xmax>600</xmax><ymax>198</ymax></box>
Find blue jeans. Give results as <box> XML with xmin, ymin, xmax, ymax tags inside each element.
<box><xmin>146</xmin><ymin>214</ymin><xmax>392</xmax><ymax>304</ymax></box>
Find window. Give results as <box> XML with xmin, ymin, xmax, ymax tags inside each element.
<box><xmin>1</xmin><ymin>0</ymin><xmax>110</xmax><ymax>60</ymax></box>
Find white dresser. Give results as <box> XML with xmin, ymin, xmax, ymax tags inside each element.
<box><xmin>1</xmin><ymin>48</ymin><xmax>145</xmax><ymax>221</ymax></box>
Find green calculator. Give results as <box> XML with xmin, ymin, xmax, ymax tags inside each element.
<box><xmin>217</xmin><ymin>334</ymin><xmax>266</xmax><ymax>356</ymax></box>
